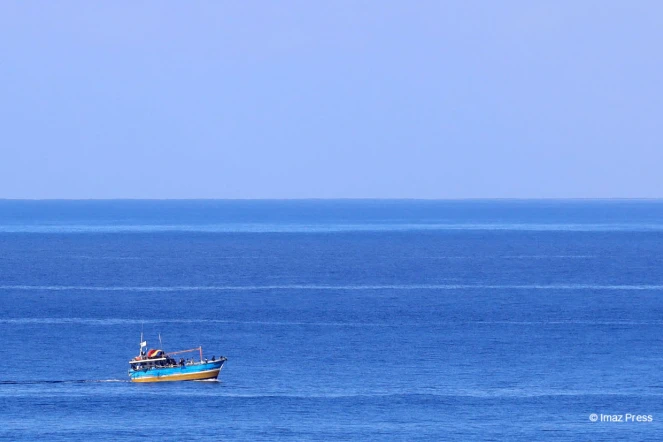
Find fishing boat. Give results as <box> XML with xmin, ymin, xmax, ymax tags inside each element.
<box><xmin>129</xmin><ymin>336</ymin><xmax>226</xmax><ymax>383</ymax></box>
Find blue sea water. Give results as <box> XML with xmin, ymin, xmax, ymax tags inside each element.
<box><xmin>1</xmin><ymin>199</ymin><xmax>663</xmax><ymax>441</ymax></box>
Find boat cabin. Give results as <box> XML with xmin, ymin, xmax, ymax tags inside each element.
<box><xmin>129</xmin><ymin>349</ymin><xmax>180</xmax><ymax>370</ymax></box>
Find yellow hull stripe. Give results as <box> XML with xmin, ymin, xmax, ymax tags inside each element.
<box><xmin>131</xmin><ymin>368</ymin><xmax>220</xmax><ymax>383</ymax></box>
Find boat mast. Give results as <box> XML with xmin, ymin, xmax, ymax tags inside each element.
<box><xmin>139</xmin><ymin>323</ymin><xmax>146</xmax><ymax>357</ymax></box>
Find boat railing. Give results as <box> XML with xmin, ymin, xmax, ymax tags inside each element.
<box><xmin>166</xmin><ymin>346</ymin><xmax>204</xmax><ymax>361</ymax></box>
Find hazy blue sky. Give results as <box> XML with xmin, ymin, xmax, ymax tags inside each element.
<box><xmin>1</xmin><ymin>1</ymin><xmax>661</xmax><ymax>198</ymax></box>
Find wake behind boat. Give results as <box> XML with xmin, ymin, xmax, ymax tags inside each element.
<box><xmin>129</xmin><ymin>337</ymin><xmax>226</xmax><ymax>383</ymax></box>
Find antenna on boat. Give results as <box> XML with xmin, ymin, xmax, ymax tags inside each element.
<box><xmin>159</xmin><ymin>332</ymin><xmax>163</xmax><ymax>349</ymax></box>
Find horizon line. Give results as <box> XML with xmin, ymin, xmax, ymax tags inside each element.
<box><xmin>1</xmin><ymin>197</ymin><xmax>663</xmax><ymax>202</ymax></box>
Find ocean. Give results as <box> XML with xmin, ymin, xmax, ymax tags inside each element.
<box><xmin>1</xmin><ymin>199</ymin><xmax>662</xmax><ymax>441</ymax></box>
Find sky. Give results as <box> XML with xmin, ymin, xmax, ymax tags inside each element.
<box><xmin>1</xmin><ymin>1</ymin><xmax>662</xmax><ymax>199</ymax></box>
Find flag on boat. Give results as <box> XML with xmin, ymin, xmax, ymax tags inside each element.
<box><xmin>140</xmin><ymin>341</ymin><xmax>147</xmax><ymax>347</ymax></box>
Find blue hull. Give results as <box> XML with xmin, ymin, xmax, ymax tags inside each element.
<box><xmin>130</xmin><ymin>359</ymin><xmax>226</xmax><ymax>382</ymax></box>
